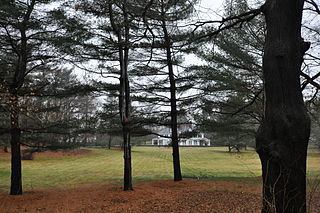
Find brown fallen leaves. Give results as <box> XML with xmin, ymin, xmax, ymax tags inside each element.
<box><xmin>0</xmin><ymin>180</ymin><xmax>257</xmax><ymax>213</ymax></box>
<box><xmin>0</xmin><ymin>179</ymin><xmax>319</xmax><ymax>213</ymax></box>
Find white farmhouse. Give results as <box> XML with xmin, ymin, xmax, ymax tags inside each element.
<box><xmin>179</xmin><ymin>134</ymin><xmax>211</xmax><ymax>146</ymax></box>
<box><xmin>151</xmin><ymin>137</ymin><xmax>171</xmax><ymax>146</ymax></box>
<box><xmin>151</xmin><ymin>134</ymin><xmax>211</xmax><ymax>146</ymax></box>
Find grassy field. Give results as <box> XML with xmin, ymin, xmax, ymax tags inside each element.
<box><xmin>0</xmin><ymin>146</ymin><xmax>319</xmax><ymax>193</ymax></box>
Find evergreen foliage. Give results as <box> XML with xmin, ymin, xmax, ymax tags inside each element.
<box><xmin>189</xmin><ymin>0</ymin><xmax>264</xmax><ymax>148</ymax></box>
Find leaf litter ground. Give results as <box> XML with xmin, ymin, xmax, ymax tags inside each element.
<box><xmin>1</xmin><ymin>179</ymin><xmax>319</xmax><ymax>213</ymax></box>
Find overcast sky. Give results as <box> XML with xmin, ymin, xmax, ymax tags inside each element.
<box><xmin>198</xmin><ymin>0</ymin><xmax>225</xmax><ymax>19</ymax></box>
<box><xmin>201</xmin><ymin>0</ymin><xmax>224</xmax><ymax>10</ymax></box>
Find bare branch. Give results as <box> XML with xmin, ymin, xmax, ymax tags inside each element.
<box><xmin>231</xmin><ymin>89</ymin><xmax>263</xmax><ymax>116</ymax></box>
<box><xmin>301</xmin><ymin>71</ymin><xmax>320</xmax><ymax>90</ymax></box>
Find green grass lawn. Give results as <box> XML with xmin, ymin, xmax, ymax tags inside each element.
<box><xmin>0</xmin><ymin>146</ymin><xmax>319</xmax><ymax>193</ymax></box>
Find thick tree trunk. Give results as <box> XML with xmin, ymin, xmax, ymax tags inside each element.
<box><xmin>119</xmin><ymin>58</ymin><xmax>133</xmax><ymax>191</ymax></box>
<box><xmin>9</xmin><ymin>94</ymin><xmax>22</xmax><ymax>195</ymax></box>
<box><xmin>162</xmin><ymin>14</ymin><xmax>182</xmax><ymax>182</ymax></box>
<box><xmin>123</xmin><ymin>126</ymin><xmax>132</xmax><ymax>190</ymax></box>
<box><xmin>5</xmin><ymin>1</ymin><xmax>31</xmax><ymax>196</ymax></box>
<box><xmin>111</xmin><ymin>0</ymin><xmax>133</xmax><ymax>191</ymax></box>
<box><xmin>122</xmin><ymin>65</ymin><xmax>132</xmax><ymax>190</ymax></box>
<box><xmin>109</xmin><ymin>1</ymin><xmax>133</xmax><ymax>191</ymax></box>
<box><xmin>256</xmin><ymin>1</ymin><xmax>310</xmax><ymax>212</ymax></box>
<box><xmin>168</xmin><ymin>68</ymin><xmax>182</xmax><ymax>181</ymax></box>
<box><xmin>170</xmin><ymin>99</ymin><xmax>182</xmax><ymax>181</ymax></box>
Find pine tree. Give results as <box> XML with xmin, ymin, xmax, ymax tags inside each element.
<box><xmin>97</xmin><ymin>97</ymin><xmax>122</xmax><ymax>149</ymax></box>
<box><xmin>191</xmin><ymin>0</ymin><xmax>311</xmax><ymax>210</ymax></box>
<box><xmin>57</xmin><ymin>0</ymin><xmax>150</xmax><ymax>190</ymax></box>
<box><xmin>19</xmin><ymin>68</ymin><xmax>98</xmax><ymax>151</ymax></box>
<box><xmin>188</xmin><ymin>0</ymin><xmax>264</xmax><ymax>151</ymax></box>
<box><xmin>0</xmin><ymin>0</ymin><xmax>67</xmax><ymax>195</ymax></box>
<box><xmin>132</xmin><ymin>0</ymin><xmax>198</xmax><ymax>182</ymax></box>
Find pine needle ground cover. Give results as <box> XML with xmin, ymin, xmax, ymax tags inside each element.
<box><xmin>0</xmin><ymin>147</ymin><xmax>319</xmax><ymax>193</ymax></box>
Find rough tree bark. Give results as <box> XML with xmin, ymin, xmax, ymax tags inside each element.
<box><xmin>9</xmin><ymin>93</ymin><xmax>22</xmax><ymax>195</ymax></box>
<box><xmin>109</xmin><ymin>0</ymin><xmax>133</xmax><ymax>191</ymax></box>
<box><xmin>121</xmin><ymin>38</ymin><xmax>132</xmax><ymax>190</ymax></box>
<box><xmin>9</xmin><ymin>16</ymin><xmax>28</xmax><ymax>195</ymax></box>
<box><xmin>161</xmin><ymin>4</ymin><xmax>182</xmax><ymax>182</ymax></box>
<box><xmin>256</xmin><ymin>0</ymin><xmax>310</xmax><ymax>212</ymax></box>
<box><xmin>122</xmin><ymin>0</ymin><xmax>133</xmax><ymax>191</ymax></box>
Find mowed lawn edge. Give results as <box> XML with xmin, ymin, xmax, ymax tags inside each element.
<box><xmin>0</xmin><ymin>146</ymin><xmax>319</xmax><ymax>194</ymax></box>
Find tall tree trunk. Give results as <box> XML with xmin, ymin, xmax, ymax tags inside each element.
<box><xmin>162</xmin><ymin>28</ymin><xmax>182</xmax><ymax>181</ymax></box>
<box><xmin>110</xmin><ymin>0</ymin><xmax>133</xmax><ymax>191</ymax></box>
<box><xmin>118</xmin><ymin>43</ymin><xmax>133</xmax><ymax>190</ymax></box>
<box><xmin>168</xmin><ymin>61</ymin><xmax>182</xmax><ymax>181</ymax></box>
<box><xmin>161</xmin><ymin>10</ymin><xmax>182</xmax><ymax>182</ymax></box>
<box><xmin>256</xmin><ymin>1</ymin><xmax>310</xmax><ymax>212</ymax></box>
<box><xmin>123</xmin><ymin>124</ymin><xmax>132</xmax><ymax>190</ymax></box>
<box><xmin>121</xmin><ymin>59</ymin><xmax>132</xmax><ymax>190</ymax></box>
<box><xmin>122</xmin><ymin>0</ymin><xmax>133</xmax><ymax>191</ymax></box>
<box><xmin>5</xmin><ymin>0</ymin><xmax>32</xmax><ymax>196</ymax></box>
<box><xmin>9</xmin><ymin>93</ymin><xmax>22</xmax><ymax>195</ymax></box>
<box><xmin>121</xmin><ymin>43</ymin><xmax>132</xmax><ymax>190</ymax></box>
<box><xmin>169</xmin><ymin>76</ymin><xmax>182</xmax><ymax>181</ymax></box>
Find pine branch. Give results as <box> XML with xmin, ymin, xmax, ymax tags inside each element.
<box><xmin>231</xmin><ymin>89</ymin><xmax>263</xmax><ymax>116</ymax></box>
<box><xmin>193</xmin><ymin>7</ymin><xmax>263</xmax><ymax>41</ymax></box>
